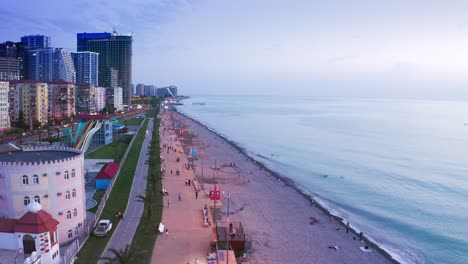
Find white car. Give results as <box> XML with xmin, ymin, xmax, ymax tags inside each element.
<box><xmin>93</xmin><ymin>219</ymin><xmax>113</xmax><ymax>237</ymax></box>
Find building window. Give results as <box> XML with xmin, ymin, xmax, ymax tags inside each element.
<box><xmin>73</xmin><ymin>208</ymin><xmax>78</xmax><ymax>217</ymax></box>
<box><xmin>22</xmin><ymin>175</ymin><xmax>29</xmax><ymax>185</ymax></box>
<box><xmin>32</xmin><ymin>175</ymin><xmax>39</xmax><ymax>184</ymax></box>
<box><xmin>64</xmin><ymin>171</ymin><xmax>69</xmax><ymax>180</ymax></box>
<box><xmin>24</xmin><ymin>196</ymin><xmax>30</xmax><ymax>206</ymax></box>
<box><xmin>68</xmin><ymin>230</ymin><xmax>72</xmax><ymax>238</ymax></box>
<box><xmin>71</xmin><ymin>169</ymin><xmax>76</xmax><ymax>178</ymax></box>
<box><xmin>66</xmin><ymin>211</ymin><xmax>71</xmax><ymax>219</ymax></box>
<box><xmin>34</xmin><ymin>195</ymin><xmax>40</xmax><ymax>204</ymax></box>
<box><xmin>72</xmin><ymin>189</ymin><xmax>76</xmax><ymax>198</ymax></box>
<box><xmin>65</xmin><ymin>191</ymin><xmax>70</xmax><ymax>199</ymax></box>
<box><xmin>74</xmin><ymin>226</ymin><xmax>79</xmax><ymax>235</ymax></box>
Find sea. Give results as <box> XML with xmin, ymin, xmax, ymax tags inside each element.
<box><xmin>174</xmin><ymin>95</ymin><xmax>468</xmax><ymax>264</ymax></box>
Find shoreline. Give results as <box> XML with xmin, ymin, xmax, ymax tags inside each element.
<box><xmin>172</xmin><ymin>105</ymin><xmax>399</xmax><ymax>263</ymax></box>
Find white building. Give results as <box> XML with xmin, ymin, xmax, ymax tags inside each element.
<box><xmin>0</xmin><ymin>147</ymin><xmax>87</xmax><ymax>245</ymax></box>
<box><xmin>0</xmin><ymin>202</ymin><xmax>61</xmax><ymax>264</ymax></box>
<box><xmin>95</xmin><ymin>86</ymin><xmax>107</xmax><ymax>113</ymax></box>
<box><xmin>0</xmin><ymin>81</ymin><xmax>10</xmax><ymax>130</ymax></box>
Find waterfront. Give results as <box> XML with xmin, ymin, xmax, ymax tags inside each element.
<box><xmin>176</xmin><ymin>95</ymin><xmax>468</xmax><ymax>264</ymax></box>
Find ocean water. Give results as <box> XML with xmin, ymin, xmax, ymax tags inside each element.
<box><xmin>175</xmin><ymin>95</ymin><xmax>468</xmax><ymax>264</ymax></box>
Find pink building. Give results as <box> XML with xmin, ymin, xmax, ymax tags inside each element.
<box><xmin>0</xmin><ymin>147</ymin><xmax>86</xmax><ymax>245</ymax></box>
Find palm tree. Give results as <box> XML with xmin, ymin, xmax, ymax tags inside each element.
<box><xmin>135</xmin><ymin>189</ymin><xmax>154</xmax><ymax>217</ymax></box>
<box><xmin>99</xmin><ymin>243</ymin><xmax>135</xmax><ymax>264</ymax></box>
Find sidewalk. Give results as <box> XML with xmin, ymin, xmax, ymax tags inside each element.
<box><xmin>151</xmin><ymin>113</ymin><xmax>213</xmax><ymax>264</ymax></box>
<box><xmin>98</xmin><ymin>118</ymin><xmax>154</xmax><ymax>262</ymax></box>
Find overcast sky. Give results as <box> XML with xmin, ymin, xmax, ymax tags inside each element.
<box><xmin>2</xmin><ymin>0</ymin><xmax>468</xmax><ymax>99</ymax></box>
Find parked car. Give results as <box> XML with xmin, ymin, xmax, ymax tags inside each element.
<box><xmin>93</xmin><ymin>219</ymin><xmax>113</xmax><ymax>237</ymax></box>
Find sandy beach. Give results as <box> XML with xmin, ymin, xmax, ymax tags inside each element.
<box><xmin>154</xmin><ymin>108</ymin><xmax>395</xmax><ymax>264</ymax></box>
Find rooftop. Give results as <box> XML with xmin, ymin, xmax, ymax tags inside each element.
<box><xmin>0</xmin><ymin>150</ymin><xmax>80</xmax><ymax>163</ymax></box>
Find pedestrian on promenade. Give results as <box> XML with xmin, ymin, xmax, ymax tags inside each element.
<box><xmin>178</xmin><ymin>192</ymin><xmax>181</xmax><ymax>201</ymax></box>
<box><xmin>165</xmin><ymin>228</ymin><xmax>169</xmax><ymax>238</ymax></box>
<box><xmin>167</xmin><ymin>199</ymin><xmax>170</xmax><ymax>208</ymax></box>
<box><xmin>195</xmin><ymin>190</ymin><xmax>199</xmax><ymax>199</ymax></box>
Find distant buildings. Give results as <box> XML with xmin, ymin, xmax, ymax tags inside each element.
<box><xmin>75</xmin><ymin>84</ymin><xmax>96</xmax><ymax>113</ymax></box>
<box><xmin>157</xmin><ymin>85</ymin><xmax>178</xmax><ymax>97</ymax></box>
<box><xmin>71</xmin><ymin>51</ymin><xmax>99</xmax><ymax>85</ymax></box>
<box><xmin>27</xmin><ymin>48</ymin><xmax>76</xmax><ymax>83</ymax></box>
<box><xmin>77</xmin><ymin>31</ymin><xmax>132</xmax><ymax>105</ymax></box>
<box><xmin>21</xmin><ymin>35</ymin><xmax>51</xmax><ymax>49</ymax></box>
<box><xmin>107</xmin><ymin>87</ymin><xmax>123</xmax><ymax>112</ymax></box>
<box><xmin>9</xmin><ymin>81</ymin><xmax>49</xmax><ymax>128</ymax></box>
<box><xmin>48</xmin><ymin>82</ymin><xmax>76</xmax><ymax>122</ymax></box>
<box><xmin>0</xmin><ymin>81</ymin><xmax>10</xmax><ymax>130</ymax></box>
<box><xmin>0</xmin><ymin>41</ymin><xmax>29</xmax><ymax>80</ymax></box>
<box><xmin>136</xmin><ymin>83</ymin><xmax>144</xmax><ymax>96</ymax></box>
<box><xmin>95</xmin><ymin>86</ymin><xmax>106</xmax><ymax>113</ymax></box>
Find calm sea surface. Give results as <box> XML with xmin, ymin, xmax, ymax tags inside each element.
<box><xmin>175</xmin><ymin>95</ymin><xmax>468</xmax><ymax>264</ymax></box>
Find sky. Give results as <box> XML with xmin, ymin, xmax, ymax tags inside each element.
<box><xmin>2</xmin><ymin>0</ymin><xmax>468</xmax><ymax>99</ymax></box>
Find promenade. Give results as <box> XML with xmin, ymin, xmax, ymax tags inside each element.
<box><xmin>151</xmin><ymin>112</ymin><xmax>213</xmax><ymax>263</ymax></box>
<box><xmin>98</xmin><ymin>118</ymin><xmax>154</xmax><ymax>262</ymax></box>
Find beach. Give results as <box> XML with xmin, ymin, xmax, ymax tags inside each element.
<box><xmin>155</xmin><ymin>107</ymin><xmax>395</xmax><ymax>264</ymax></box>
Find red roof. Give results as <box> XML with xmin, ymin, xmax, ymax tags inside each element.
<box><xmin>15</xmin><ymin>210</ymin><xmax>59</xmax><ymax>233</ymax></box>
<box><xmin>0</xmin><ymin>219</ymin><xmax>16</xmax><ymax>233</ymax></box>
<box><xmin>96</xmin><ymin>162</ymin><xmax>119</xmax><ymax>180</ymax></box>
<box><xmin>0</xmin><ymin>210</ymin><xmax>59</xmax><ymax>234</ymax></box>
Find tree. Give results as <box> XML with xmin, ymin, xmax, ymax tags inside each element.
<box><xmin>135</xmin><ymin>188</ymin><xmax>154</xmax><ymax>217</ymax></box>
<box><xmin>17</xmin><ymin>111</ymin><xmax>27</xmax><ymax>130</ymax></box>
<box><xmin>99</xmin><ymin>243</ymin><xmax>135</xmax><ymax>264</ymax></box>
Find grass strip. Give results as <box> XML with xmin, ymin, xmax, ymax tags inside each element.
<box><xmin>85</xmin><ymin>135</ymin><xmax>132</xmax><ymax>162</ymax></box>
<box><xmin>76</xmin><ymin>118</ymin><xmax>149</xmax><ymax>263</ymax></box>
<box><xmin>128</xmin><ymin>109</ymin><xmax>163</xmax><ymax>263</ymax></box>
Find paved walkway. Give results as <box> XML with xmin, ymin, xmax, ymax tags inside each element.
<box><xmin>98</xmin><ymin>118</ymin><xmax>154</xmax><ymax>262</ymax></box>
<box><xmin>151</xmin><ymin>112</ymin><xmax>213</xmax><ymax>264</ymax></box>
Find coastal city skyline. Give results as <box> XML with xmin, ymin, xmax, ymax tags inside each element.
<box><xmin>2</xmin><ymin>0</ymin><xmax>468</xmax><ymax>99</ymax></box>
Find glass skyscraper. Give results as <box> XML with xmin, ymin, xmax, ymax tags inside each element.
<box><xmin>21</xmin><ymin>35</ymin><xmax>51</xmax><ymax>49</ymax></box>
<box><xmin>71</xmin><ymin>51</ymin><xmax>99</xmax><ymax>85</ymax></box>
<box><xmin>77</xmin><ymin>32</ymin><xmax>132</xmax><ymax>105</ymax></box>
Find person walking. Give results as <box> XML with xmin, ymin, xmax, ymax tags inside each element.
<box><xmin>167</xmin><ymin>199</ymin><xmax>170</xmax><ymax>208</ymax></box>
<box><xmin>195</xmin><ymin>190</ymin><xmax>198</xmax><ymax>199</ymax></box>
<box><xmin>178</xmin><ymin>192</ymin><xmax>181</xmax><ymax>201</ymax></box>
<box><xmin>165</xmin><ymin>228</ymin><xmax>169</xmax><ymax>238</ymax></box>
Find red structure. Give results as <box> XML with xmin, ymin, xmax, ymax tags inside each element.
<box><xmin>210</xmin><ymin>187</ymin><xmax>221</xmax><ymax>200</ymax></box>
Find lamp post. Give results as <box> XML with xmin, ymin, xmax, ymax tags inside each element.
<box><xmin>227</xmin><ymin>192</ymin><xmax>231</xmax><ymax>264</ymax></box>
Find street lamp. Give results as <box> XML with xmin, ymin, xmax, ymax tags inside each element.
<box><xmin>227</xmin><ymin>192</ymin><xmax>231</xmax><ymax>264</ymax></box>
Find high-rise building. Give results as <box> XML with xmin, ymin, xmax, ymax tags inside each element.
<box><xmin>56</xmin><ymin>49</ymin><xmax>76</xmax><ymax>83</ymax></box>
<box><xmin>28</xmin><ymin>48</ymin><xmax>76</xmax><ymax>83</ymax></box>
<box><xmin>9</xmin><ymin>81</ymin><xmax>48</xmax><ymax>127</ymax></box>
<box><xmin>0</xmin><ymin>57</ymin><xmax>19</xmax><ymax>80</ymax></box>
<box><xmin>77</xmin><ymin>31</ymin><xmax>132</xmax><ymax>105</ymax></box>
<box><xmin>71</xmin><ymin>51</ymin><xmax>99</xmax><ymax>85</ymax></box>
<box><xmin>48</xmin><ymin>82</ymin><xmax>76</xmax><ymax>122</ymax></box>
<box><xmin>136</xmin><ymin>83</ymin><xmax>144</xmax><ymax>96</ymax></box>
<box><xmin>0</xmin><ymin>81</ymin><xmax>10</xmax><ymax>130</ymax></box>
<box><xmin>21</xmin><ymin>35</ymin><xmax>51</xmax><ymax>49</ymax></box>
<box><xmin>0</xmin><ymin>41</ymin><xmax>30</xmax><ymax>80</ymax></box>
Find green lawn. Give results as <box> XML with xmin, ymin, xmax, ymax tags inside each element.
<box><xmin>85</xmin><ymin>135</ymin><xmax>132</xmax><ymax>163</ymax></box>
<box><xmin>76</xmin><ymin>119</ymin><xmax>149</xmax><ymax>263</ymax></box>
<box><xmin>88</xmin><ymin>190</ymin><xmax>105</xmax><ymax>214</ymax></box>
<box><xmin>120</xmin><ymin>118</ymin><xmax>144</xmax><ymax>127</ymax></box>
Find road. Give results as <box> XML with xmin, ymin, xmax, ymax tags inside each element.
<box><xmin>98</xmin><ymin>118</ymin><xmax>154</xmax><ymax>262</ymax></box>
